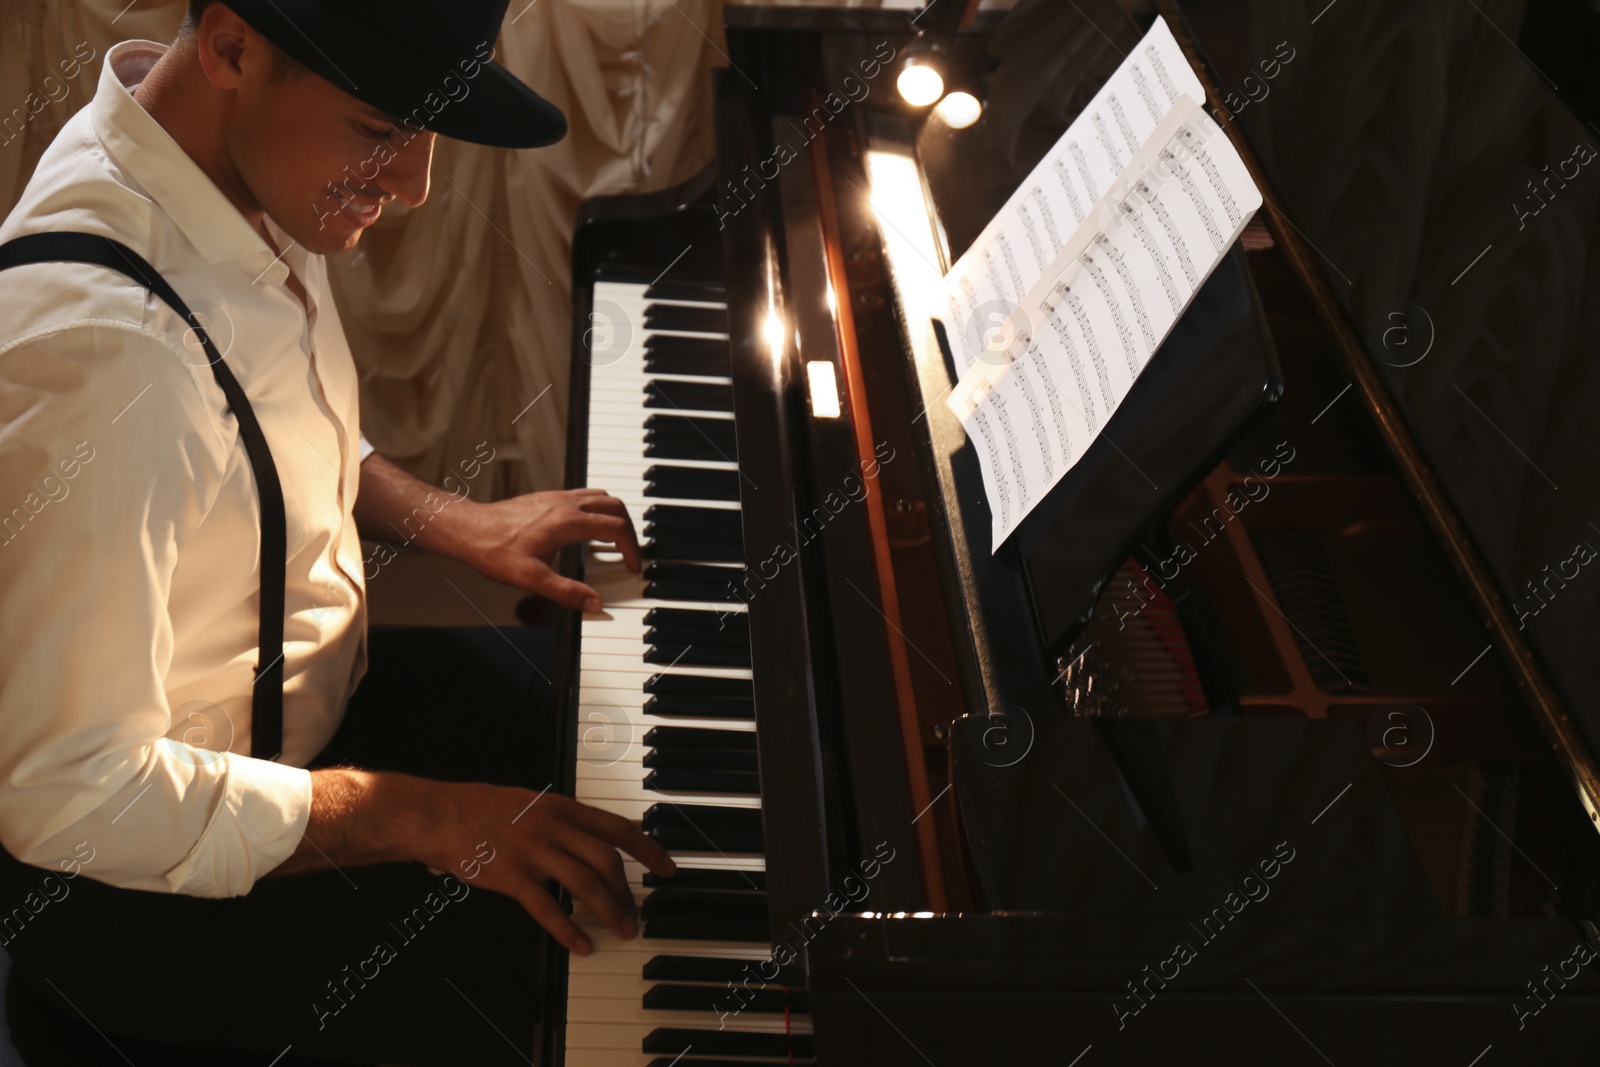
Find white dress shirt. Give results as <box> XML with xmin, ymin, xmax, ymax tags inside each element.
<box><xmin>0</xmin><ymin>41</ymin><xmax>373</xmax><ymax>897</ymax></box>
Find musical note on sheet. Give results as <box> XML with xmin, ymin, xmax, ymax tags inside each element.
<box><xmin>940</xmin><ymin>17</ymin><xmax>1262</xmax><ymax>550</ymax></box>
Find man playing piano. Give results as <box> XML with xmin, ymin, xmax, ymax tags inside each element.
<box><xmin>0</xmin><ymin>2</ymin><xmax>672</xmax><ymax>1063</ymax></box>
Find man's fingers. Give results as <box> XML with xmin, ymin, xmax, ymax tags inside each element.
<box><xmin>571</xmin><ymin>804</ymin><xmax>677</xmax><ymax>878</ymax></box>
<box><xmin>547</xmin><ymin>849</ymin><xmax>637</xmax><ymax>942</ymax></box>
<box><xmin>574</xmin><ymin>495</ymin><xmax>642</xmax><ymax>572</ymax></box>
<box><xmin>563</xmin><ymin>510</ymin><xmax>642</xmax><ymax>573</ymax></box>
<box><xmin>530</xmin><ymin>566</ymin><xmax>604</xmax><ymax>614</ymax></box>
<box><xmin>513</xmin><ymin>880</ymin><xmax>593</xmax><ymax>956</ymax></box>
<box><xmin>557</xmin><ymin>824</ymin><xmax>635</xmax><ymax>921</ymax></box>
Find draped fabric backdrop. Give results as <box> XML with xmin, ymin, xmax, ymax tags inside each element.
<box><xmin>0</xmin><ymin>0</ymin><xmax>897</xmax><ymax>495</ymax></box>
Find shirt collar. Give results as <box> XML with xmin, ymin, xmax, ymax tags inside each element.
<box><xmin>90</xmin><ymin>40</ymin><xmax>281</xmax><ymax>268</ymax></box>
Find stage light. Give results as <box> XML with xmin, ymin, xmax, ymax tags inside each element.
<box><xmin>897</xmin><ymin>60</ymin><xmax>945</xmax><ymax>107</ymax></box>
<box><xmin>934</xmin><ymin>90</ymin><xmax>982</xmax><ymax>129</ymax></box>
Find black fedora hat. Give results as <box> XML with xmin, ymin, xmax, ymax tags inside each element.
<box><xmin>220</xmin><ymin>0</ymin><xmax>567</xmax><ymax>148</ymax></box>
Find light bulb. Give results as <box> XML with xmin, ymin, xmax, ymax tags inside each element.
<box><xmin>934</xmin><ymin>91</ymin><xmax>982</xmax><ymax>129</ymax></box>
<box><xmin>897</xmin><ymin>63</ymin><xmax>945</xmax><ymax>107</ymax></box>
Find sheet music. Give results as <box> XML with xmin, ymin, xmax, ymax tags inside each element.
<box><xmin>940</xmin><ymin>16</ymin><xmax>1206</xmax><ymax>374</ymax></box>
<box><xmin>939</xmin><ymin>18</ymin><xmax>1262</xmax><ymax>551</ymax></box>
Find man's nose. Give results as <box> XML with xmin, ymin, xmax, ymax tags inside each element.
<box><xmin>383</xmin><ymin>131</ymin><xmax>436</xmax><ymax>208</ymax></box>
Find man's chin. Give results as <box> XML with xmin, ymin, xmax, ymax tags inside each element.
<box><xmin>281</xmin><ymin>220</ymin><xmax>365</xmax><ymax>258</ymax></box>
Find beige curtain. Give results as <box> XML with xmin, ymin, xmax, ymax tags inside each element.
<box><xmin>332</xmin><ymin>0</ymin><xmax>736</xmax><ymax>496</ymax></box>
<box><xmin>1</xmin><ymin>0</ymin><xmax>900</xmax><ymax>496</ymax></box>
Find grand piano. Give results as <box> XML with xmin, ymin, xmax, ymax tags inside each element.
<box><xmin>543</xmin><ymin>0</ymin><xmax>1600</xmax><ymax>1063</ymax></box>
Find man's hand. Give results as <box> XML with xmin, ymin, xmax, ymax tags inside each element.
<box><xmin>354</xmin><ymin>454</ymin><xmax>640</xmax><ymax>612</ymax></box>
<box><xmin>454</xmin><ymin>488</ymin><xmax>641</xmax><ymax>612</ymax></box>
<box><xmin>270</xmin><ymin>770</ymin><xmax>676</xmax><ymax>956</ymax></box>
<box><xmin>428</xmin><ymin>781</ymin><xmax>673</xmax><ymax>955</ymax></box>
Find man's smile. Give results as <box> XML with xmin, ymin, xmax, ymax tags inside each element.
<box><xmin>327</xmin><ymin>183</ymin><xmax>385</xmax><ymax>228</ymax></box>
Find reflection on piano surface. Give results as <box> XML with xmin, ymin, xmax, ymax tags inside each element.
<box><xmin>546</xmin><ymin>1</ymin><xmax>1600</xmax><ymax>1063</ymax></box>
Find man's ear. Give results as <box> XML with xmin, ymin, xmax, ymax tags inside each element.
<box><xmin>193</xmin><ymin>4</ymin><xmax>265</xmax><ymax>90</ymax></box>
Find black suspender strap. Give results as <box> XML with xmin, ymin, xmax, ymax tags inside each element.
<box><xmin>0</xmin><ymin>232</ymin><xmax>287</xmax><ymax>760</ymax></box>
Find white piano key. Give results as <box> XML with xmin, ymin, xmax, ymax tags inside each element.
<box><xmin>581</xmin><ymin>615</ymin><xmax>747</xmax><ymax>643</ymax></box>
<box><xmin>571</xmin><ymin>776</ymin><xmax>761</xmax><ymax>808</ymax></box>
<box><xmin>563</xmin><ymin>1020</ymin><xmax>810</xmax><ymax>1053</ymax></box>
<box><xmin>579</xmin><ymin>653</ymin><xmax>751</xmax><ymax>680</ymax></box>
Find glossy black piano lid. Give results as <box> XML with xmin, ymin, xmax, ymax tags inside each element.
<box><xmin>1172</xmin><ymin>0</ymin><xmax>1600</xmax><ymax>751</ymax></box>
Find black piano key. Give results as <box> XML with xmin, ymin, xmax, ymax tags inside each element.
<box><xmin>645</xmin><ymin>380</ymin><xmax>734</xmax><ymax>413</ymax></box>
<box><xmin>645</xmin><ymin>334</ymin><xmax>728</xmax><ymax>357</ymax></box>
<box><xmin>646</xmin><ymin>623</ymin><xmax>750</xmax><ymax>649</ymax></box>
<box><xmin>644</xmin><ymin>517</ymin><xmax>742</xmax><ymax>550</ymax></box>
<box><xmin>640</xmin><ymin>915</ymin><xmax>768</xmax><ymax>943</ymax></box>
<box><xmin>647</xmin><ymin>825</ymin><xmax>764</xmax><ymax>853</ymax></box>
<box><xmin>643</xmin><ymin>503</ymin><xmax>743</xmax><ymax>532</ymax></box>
<box><xmin>646</xmin><ymin>1060</ymin><xmax>810</xmax><ymax>1067</ymax></box>
<box><xmin>643</xmin><ymin>422</ymin><xmax>737</xmax><ymax>462</ymax></box>
<box><xmin>644</xmin><ymin>280</ymin><xmax>726</xmax><ymax>303</ymax></box>
<box><xmin>643</xmin><ymin>465</ymin><xmax>740</xmax><ymax>502</ymax></box>
<box><xmin>643</xmin><ymin>627</ymin><xmax>748</xmax><ymax>652</ymax></box>
<box><xmin>643</xmin><ymin>726</ymin><xmax>757</xmax><ymax>750</ymax></box>
<box><xmin>643</xmin><ymin>887</ymin><xmax>766</xmax><ymax>914</ymax></box>
<box><xmin>645</xmin><ymin>347</ymin><xmax>731</xmax><ymax>379</ymax></box>
<box><xmin>645</xmin><ymin>435</ymin><xmax>736</xmax><ymax>463</ymax></box>
<box><xmin>643</xmin><ymin>804</ymin><xmax>763</xmax><ymax>849</ymax></box>
<box><xmin>644</xmin><ymin>803</ymin><xmax>763</xmax><ymax>832</ymax></box>
<box><xmin>645</xmin><ymin>580</ymin><xmax>741</xmax><ymax>603</ymax></box>
<box><xmin>642</xmin><ymin>524</ymin><xmax>741</xmax><ymax>547</ymax></box>
<box><xmin>642</xmin><ymin>562</ymin><xmax>745</xmax><ymax>601</ymax></box>
<box><xmin>644</xmin><ymin>673</ymin><xmax>753</xmax><ymax>699</ymax></box>
<box><xmin>643</xmin><ymin>1030</ymin><xmax>815</xmax><ymax>1059</ymax></box>
<box><xmin>645</xmin><ymin>768</ymin><xmax>760</xmax><ymax>796</ymax></box>
<box><xmin>644</xmin><ymin>694</ymin><xmax>755</xmax><ymax>720</ymax></box>
<box><xmin>644</xmin><ymin>747</ymin><xmax>759</xmax><ymax>773</ymax></box>
<box><xmin>646</xmin><ymin>562</ymin><xmax>743</xmax><ymax>584</ymax></box>
<box><xmin>644</xmin><ymin>430</ymin><xmax>738</xmax><ymax>463</ymax></box>
<box><xmin>644</xmin><ymin>433</ymin><xmax>738</xmax><ymax>465</ymax></box>
<box><xmin>643</xmin><ymin>415</ymin><xmax>737</xmax><ymax>446</ymax></box>
<box><xmin>642</xmin><ymin>953</ymin><xmax>783</xmax><ymax>982</ymax></box>
<box><xmin>646</xmin><ymin>607</ymin><xmax>749</xmax><ymax>634</ymax></box>
<box><xmin>642</xmin><ymin>535</ymin><xmax>745</xmax><ymax>563</ymax></box>
<box><xmin>642</xmin><ymin>867</ymin><xmax>767</xmax><ymax>891</ymax></box>
<box><xmin>644</xmin><ymin>304</ymin><xmax>729</xmax><ymax>334</ymax></box>
<box><xmin>644</xmin><ymin>984</ymin><xmax>809</xmax><ymax>1015</ymax></box>
<box><xmin>645</xmin><ymin>643</ymin><xmax>752</xmax><ymax>669</ymax></box>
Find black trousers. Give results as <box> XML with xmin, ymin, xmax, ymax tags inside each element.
<box><xmin>1</xmin><ymin>625</ymin><xmax>561</xmax><ymax>1067</ymax></box>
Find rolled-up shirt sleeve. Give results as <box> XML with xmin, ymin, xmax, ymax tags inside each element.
<box><xmin>0</xmin><ymin>321</ymin><xmax>310</xmax><ymax>897</ymax></box>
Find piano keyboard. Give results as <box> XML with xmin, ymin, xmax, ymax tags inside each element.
<box><xmin>564</xmin><ymin>281</ymin><xmax>814</xmax><ymax>1067</ymax></box>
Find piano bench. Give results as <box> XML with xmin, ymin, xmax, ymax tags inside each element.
<box><xmin>4</xmin><ymin>967</ymin><xmax>374</xmax><ymax>1067</ymax></box>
